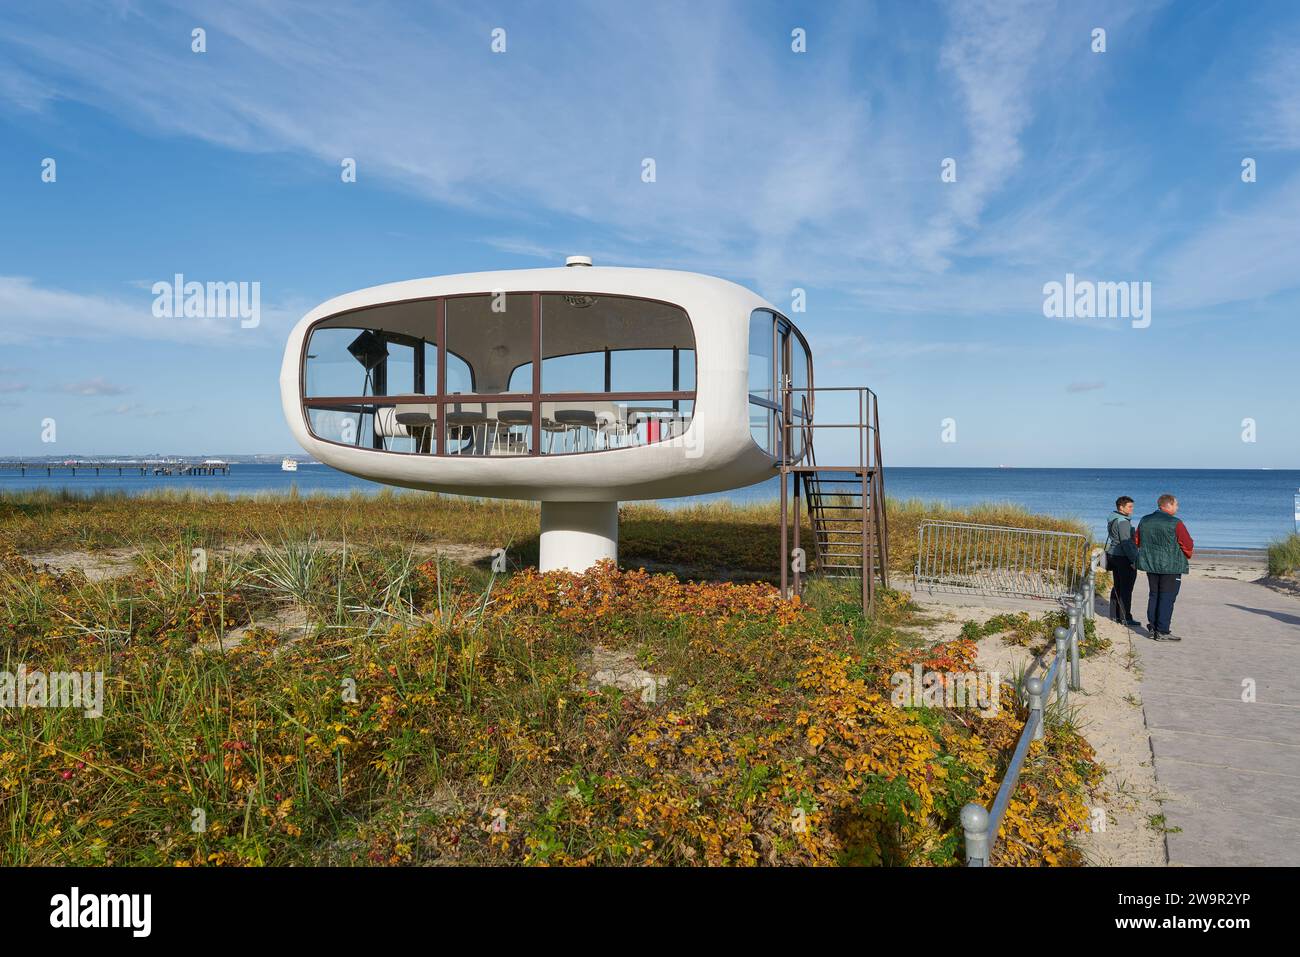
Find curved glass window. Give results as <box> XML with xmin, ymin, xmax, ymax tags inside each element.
<box><xmin>747</xmin><ymin>309</ymin><xmax>812</xmax><ymax>462</ymax></box>
<box><xmin>748</xmin><ymin>311</ymin><xmax>776</xmax><ymax>454</ymax></box>
<box><xmin>787</xmin><ymin>327</ymin><xmax>812</xmax><ymax>463</ymax></box>
<box><xmin>301</xmin><ymin>293</ymin><xmax>696</xmax><ymax>456</ymax></box>
<box><xmin>445</xmin><ymin>294</ymin><xmax>531</xmax><ymax>395</ymax></box>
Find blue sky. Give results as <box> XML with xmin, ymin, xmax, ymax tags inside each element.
<box><xmin>0</xmin><ymin>0</ymin><xmax>1297</xmax><ymax>467</ymax></box>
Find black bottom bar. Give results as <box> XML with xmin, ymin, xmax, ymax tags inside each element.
<box><xmin>0</xmin><ymin>866</ymin><xmax>1283</xmax><ymax>942</ymax></box>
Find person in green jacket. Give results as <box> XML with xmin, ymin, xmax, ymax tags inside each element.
<box><xmin>1134</xmin><ymin>493</ymin><xmax>1195</xmax><ymax>641</ymax></box>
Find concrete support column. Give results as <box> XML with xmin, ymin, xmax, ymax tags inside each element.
<box><xmin>539</xmin><ymin>500</ymin><xmax>618</xmax><ymax>572</ymax></box>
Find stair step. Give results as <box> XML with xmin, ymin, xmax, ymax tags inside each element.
<box><xmin>786</xmin><ymin>429</ymin><xmax>890</xmax><ymax>602</ymax></box>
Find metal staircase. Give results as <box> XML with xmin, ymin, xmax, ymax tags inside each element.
<box><xmin>778</xmin><ymin>387</ymin><xmax>889</xmax><ymax>609</ymax></box>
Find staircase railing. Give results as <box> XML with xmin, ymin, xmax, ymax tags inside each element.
<box><xmin>778</xmin><ymin>385</ymin><xmax>889</xmax><ymax>608</ymax></box>
<box><xmin>781</xmin><ymin>386</ymin><xmax>882</xmax><ymax>471</ymax></box>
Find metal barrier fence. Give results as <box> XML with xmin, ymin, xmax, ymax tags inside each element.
<box><xmin>914</xmin><ymin>521</ymin><xmax>1091</xmax><ymax>602</ymax></box>
<box><xmin>959</xmin><ymin>549</ymin><xmax>1102</xmax><ymax>866</ymax></box>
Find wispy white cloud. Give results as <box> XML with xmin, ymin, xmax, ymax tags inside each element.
<box><xmin>1155</xmin><ymin>172</ymin><xmax>1300</xmax><ymax>312</ymax></box>
<box><xmin>1249</xmin><ymin>41</ymin><xmax>1300</xmax><ymax>151</ymax></box>
<box><xmin>0</xmin><ymin>0</ymin><xmax>1072</xmax><ymax>302</ymax></box>
<box><xmin>0</xmin><ymin>276</ymin><xmax>226</xmax><ymax>345</ymax></box>
<box><xmin>0</xmin><ymin>61</ymin><xmax>57</xmax><ymax>112</ymax></box>
<box><xmin>99</xmin><ymin>402</ymin><xmax>167</xmax><ymax>417</ymax></box>
<box><xmin>934</xmin><ymin>1</ymin><xmax>1051</xmax><ymax>234</ymax></box>
<box><xmin>55</xmin><ymin>378</ymin><xmax>128</xmax><ymax>396</ymax></box>
<box><xmin>0</xmin><ymin>0</ymin><xmax>1293</xmax><ymax>329</ymax></box>
<box><xmin>0</xmin><ymin>276</ymin><xmax>304</xmax><ymax>346</ymax></box>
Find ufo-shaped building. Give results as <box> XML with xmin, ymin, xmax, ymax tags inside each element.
<box><xmin>280</xmin><ymin>258</ymin><xmax>856</xmax><ymax>577</ymax></box>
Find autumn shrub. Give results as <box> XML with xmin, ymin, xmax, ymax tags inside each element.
<box><xmin>1</xmin><ymin>542</ymin><xmax>1101</xmax><ymax>867</ymax></box>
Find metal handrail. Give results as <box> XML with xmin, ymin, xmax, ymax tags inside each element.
<box><xmin>960</xmin><ymin>552</ymin><xmax>1101</xmax><ymax>866</ymax></box>
<box><xmin>780</xmin><ymin>385</ymin><xmax>880</xmax><ymax>471</ymax></box>
<box><xmin>777</xmin><ymin>384</ymin><xmax>889</xmax><ymax>607</ymax></box>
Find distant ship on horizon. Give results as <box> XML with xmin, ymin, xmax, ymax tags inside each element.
<box><xmin>281</xmin><ymin>458</ymin><xmax>298</xmax><ymax>472</ymax></box>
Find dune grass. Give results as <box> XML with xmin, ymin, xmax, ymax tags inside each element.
<box><xmin>1267</xmin><ymin>533</ymin><xmax>1300</xmax><ymax>577</ymax></box>
<box><xmin>0</xmin><ymin>488</ymin><xmax>1091</xmax><ymax>580</ymax></box>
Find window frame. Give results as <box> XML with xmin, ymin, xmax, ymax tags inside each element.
<box><xmin>747</xmin><ymin>308</ymin><xmax>814</xmax><ymax>461</ymax></box>
<box><xmin>299</xmin><ymin>291</ymin><xmax>698</xmax><ymax>457</ymax></box>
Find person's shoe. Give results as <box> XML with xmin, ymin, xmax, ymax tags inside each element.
<box><xmin>1147</xmin><ymin>624</ymin><xmax>1158</xmax><ymax>638</ymax></box>
<box><xmin>1161</xmin><ymin>632</ymin><xmax>1182</xmax><ymax>642</ymax></box>
<box><xmin>1125</xmin><ymin>618</ymin><xmax>1141</xmax><ymax>627</ymax></box>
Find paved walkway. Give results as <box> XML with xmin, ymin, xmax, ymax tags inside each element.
<box><xmin>1125</xmin><ymin>567</ymin><xmax>1300</xmax><ymax>865</ymax></box>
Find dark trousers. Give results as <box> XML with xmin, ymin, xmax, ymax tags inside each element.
<box><xmin>1145</xmin><ymin>573</ymin><xmax>1182</xmax><ymax>634</ymax></box>
<box><xmin>1108</xmin><ymin>555</ymin><xmax>1136</xmax><ymax>621</ymax></box>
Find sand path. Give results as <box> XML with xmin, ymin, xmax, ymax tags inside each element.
<box><xmin>1123</xmin><ymin>552</ymin><xmax>1300</xmax><ymax>865</ymax></box>
<box><xmin>910</xmin><ymin>548</ymin><xmax>1300</xmax><ymax>866</ymax></box>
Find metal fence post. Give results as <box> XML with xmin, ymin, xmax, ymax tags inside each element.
<box><xmin>961</xmin><ymin>803</ymin><xmax>990</xmax><ymax>867</ymax></box>
<box><xmin>1068</xmin><ymin>602</ymin><xmax>1082</xmax><ymax>691</ymax></box>
<box><xmin>1026</xmin><ymin>675</ymin><xmax>1046</xmax><ymax>742</ymax></box>
<box><xmin>1053</xmin><ymin>627</ymin><xmax>1069</xmax><ymax>704</ymax></box>
<box><xmin>1085</xmin><ymin>562</ymin><xmax>1096</xmax><ymax>621</ymax></box>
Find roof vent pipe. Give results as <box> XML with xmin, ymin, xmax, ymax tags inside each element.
<box><xmin>565</xmin><ymin>255</ymin><xmax>593</xmax><ymax>267</ymax></box>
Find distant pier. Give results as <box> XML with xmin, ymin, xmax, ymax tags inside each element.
<box><xmin>0</xmin><ymin>460</ymin><xmax>232</xmax><ymax>477</ymax></box>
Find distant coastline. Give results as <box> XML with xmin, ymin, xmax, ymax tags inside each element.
<box><xmin>2</xmin><ymin>465</ymin><xmax>1296</xmax><ymax>550</ymax></box>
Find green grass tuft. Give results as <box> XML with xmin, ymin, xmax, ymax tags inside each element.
<box><xmin>1267</xmin><ymin>533</ymin><xmax>1300</xmax><ymax>578</ymax></box>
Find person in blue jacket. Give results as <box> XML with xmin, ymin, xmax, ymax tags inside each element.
<box><xmin>1105</xmin><ymin>496</ymin><xmax>1140</xmax><ymax>626</ymax></box>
